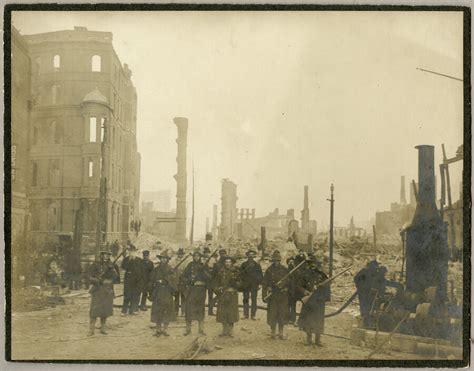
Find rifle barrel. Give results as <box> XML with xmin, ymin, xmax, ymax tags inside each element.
<box><xmin>263</xmin><ymin>259</ymin><xmax>306</xmax><ymax>301</ymax></box>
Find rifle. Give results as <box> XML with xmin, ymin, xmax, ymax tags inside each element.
<box><xmin>301</xmin><ymin>265</ymin><xmax>353</xmax><ymax>304</ymax></box>
<box><xmin>89</xmin><ymin>247</ymin><xmax>125</xmax><ymax>293</ymax></box>
<box><xmin>263</xmin><ymin>259</ymin><xmax>306</xmax><ymax>301</ymax></box>
<box><xmin>172</xmin><ymin>253</ymin><xmax>192</xmax><ymax>273</ymax></box>
<box><xmin>183</xmin><ymin>247</ymin><xmax>219</xmax><ymax>293</ymax></box>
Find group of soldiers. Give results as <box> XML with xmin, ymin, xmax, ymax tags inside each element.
<box><xmin>87</xmin><ymin>243</ymin><xmax>332</xmax><ymax>346</ymax></box>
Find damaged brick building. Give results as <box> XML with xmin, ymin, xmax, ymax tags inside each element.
<box><xmin>11</xmin><ymin>26</ymin><xmax>141</xmax><ymax>251</ymax></box>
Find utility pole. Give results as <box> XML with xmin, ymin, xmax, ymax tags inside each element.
<box><xmin>372</xmin><ymin>225</ymin><xmax>377</xmax><ymax>256</ymax></box>
<box><xmin>189</xmin><ymin>163</ymin><xmax>195</xmax><ymax>245</ymax></box>
<box><xmin>327</xmin><ymin>184</ymin><xmax>334</xmax><ymax>277</ymax></box>
<box><xmin>95</xmin><ymin>118</ymin><xmax>108</xmax><ymax>256</ymax></box>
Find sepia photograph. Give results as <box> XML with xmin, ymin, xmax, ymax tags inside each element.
<box><xmin>4</xmin><ymin>4</ymin><xmax>470</xmax><ymax>366</ymax></box>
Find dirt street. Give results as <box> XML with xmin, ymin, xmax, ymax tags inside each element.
<box><xmin>11</xmin><ymin>284</ymin><xmax>428</xmax><ymax>361</ymax></box>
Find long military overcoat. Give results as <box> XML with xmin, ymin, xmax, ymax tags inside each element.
<box><xmin>181</xmin><ymin>261</ymin><xmax>211</xmax><ymax>321</ymax></box>
<box><xmin>297</xmin><ymin>267</ymin><xmax>330</xmax><ymax>334</ymax></box>
<box><xmin>263</xmin><ymin>263</ymin><xmax>289</xmax><ymax>326</ymax></box>
<box><xmin>214</xmin><ymin>267</ymin><xmax>241</xmax><ymax>324</ymax></box>
<box><xmin>88</xmin><ymin>261</ymin><xmax>120</xmax><ymax>318</ymax></box>
<box><xmin>149</xmin><ymin>263</ymin><xmax>177</xmax><ymax>323</ymax></box>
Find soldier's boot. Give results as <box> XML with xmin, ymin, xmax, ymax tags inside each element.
<box><xmin>198</xmin><ymin>321</ymin><xmax>206</xmax><ymax>336</ymax></box>
<box><xmin>162</xmin><ymin>323</ymin><xmax>170</xmax><ymax>337</ymax></box>
<box><xmin>270</xmin><ymin>325</ymin><xmax>276</xmax><ymax>339</ymax></box>
<box><xmin>228</xmin><ymin>323</ymin><xmax>234</xmax><ymax>338</ymax></box>
<box><xmin>154</xmin><ymin>322</ymin><xmax>162</xmax><ymax>337</ymax></box>
<box><xmin>219</xmin><ymin>323</ymin><xmax>227</xmax><ymax>337</ymax></box>
<box><xmin>315</xmin><ymin>333</ymin><xmax>323</xmax><ymax>347</ymax></box>
<box><xmin>87</xmin><ymin>318</ymin><xmax>96</xmax><ymax>336</ymax></box>
<box><xmin>100</xmin><ymin>317</ymin><xmax>108</xmax><ymax>335</ymax></box>
<box><xmin>305</xmin><ymin>332</ymin><xmax>312</xmax><ymax>346</ymax></box>
<box><xmin>278</xmin><ymin>324</ymin><xmax>285</xmax><ymax>340</ymax></box>
<box><xmin>184</xmin><ymin>320</ymin><xmax>192</xmax><ymax>336</ymax></box>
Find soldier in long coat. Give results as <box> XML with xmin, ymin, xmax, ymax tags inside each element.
<box><xmin>214</xmin><ymin>256</ymin><xmax>241</xmax><ymax>337</ymax></box>
<box><xmin>208</xmin><ymin>247</ymin><xmax>227</xmax><ymax>315</ymax></box>
<box><xmin>181</xmin><ymin>250</ymin><xmax>211</xmax><ymax>335</ymax></box>
<box><xmin>148</xmin><ymin>251</ymin><xmax>177</xmax><ymax>337</ymax></box>
<box><xmin>262</xmin><ymin>250</ymin><xmax>289</xmax><ymax>339</ymax></box>
<box><xmin>286</xmin><ymin>256</ymin><xmax>298</xmax><ymax>325</ymax></box>
<box><xmin>354</xmin><ymin>260</ymin><xmax>380</xmax><ymax>327</ymax></box>
<box><xmin>87</xmin><ymin>250</ymin><xmax>120</xmax><ymax>336</ymax></box>
<box><xmin>240</xmin><ymin>249</ymin><xmax>263</xmax><ymax>320</ymax></box>
<box><xmin>121</xmin><ymin>246</ymin><xmax>143</xmax><ymax>315</ymax></box>
<box><xmin>297</xmin><ymin>256</ymin><xmax>330</xmax><ymax>346</ymax></box>
<box><xmin>139</xmin><ymin>250</ymin><xmax>154</xmax><ymax>311</ymax></box>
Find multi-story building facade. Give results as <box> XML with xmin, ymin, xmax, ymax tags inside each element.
<box><xmin>11</xmin><ymin>27</ymin><xmax>32</xmax><ymax>247</ymax></box>
<box><xmin>12</xmin><ymin>26</ymin><xmax>140</xmax><ymax>249</ymax></box>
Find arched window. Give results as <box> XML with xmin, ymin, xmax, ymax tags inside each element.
<box><xmin>92</xmin><ymin>55</ymin><xmax>101</xmax><ymax>72</ymax></box>
<box><xmin>53</xmin><ymin>54</ymin><xmax>60</xmax><ymax>69</ymax></box>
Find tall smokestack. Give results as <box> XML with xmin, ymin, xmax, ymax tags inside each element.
<box><xmin>220</xmin><ymin>180</ymin><xmax>237</xmax><ymax>241</ymax></box>
<box><xmin>301</xmin><ymin>185</ymin><xmax>310</xmax><ymax>230</ymax></box>
<box><xmin>174</xmin><ymin>117</ymin><xmax>188</xmax><ymax>242</ymax></box>
<box><xmin>205</xmin><ymin>217</ymin><xmax>209</xmax><ymax>234</ymax></box>
<box><xmin>410</xmin><ymin>181</ymin><xmax>418</xmax><ymax>205</ymax></box>
<box><xmin>405</xmin><ymin>145</ymin><xmax>448</xmax><ymax>301</ymax></box>
<box><xmin>412</xmin><ymin>145</ymin><xmax>438</xmax><ymax>224</ymax></box>
<box><xmin>400</xmin><ymin>175</ymin><xmax>407</xmax><ymax>205</ymax></box>
<box><xmin>212</xmin><ymin>204</ymin><xmax>218</xmax><ymax>238</ymax></box>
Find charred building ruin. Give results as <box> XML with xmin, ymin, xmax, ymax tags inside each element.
<box><xmin>219</xmin><ymin>179</ymin><xmax>238</xmax><ymax>241</ymax></box>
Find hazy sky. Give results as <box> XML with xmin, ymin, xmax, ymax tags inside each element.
<box><xmin>13</xmin><ymin>11</ymin><xmax>464</xmax><ymax>237</ymax></box>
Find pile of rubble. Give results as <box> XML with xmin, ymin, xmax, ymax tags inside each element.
<box><xmin>12</xmin><ymin>286</ymin><xmax>66</xmax><ymax>312</ymax></box>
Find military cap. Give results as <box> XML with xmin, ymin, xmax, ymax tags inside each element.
<box><xmin>245</xmin><ymin>249</ymin><xmax>257</xmax><ymax>257</ymax></box>
<box><xmin>272</xmin><ymin>250</ymin><xmax>282</xmax><ymax>261</ymax></box>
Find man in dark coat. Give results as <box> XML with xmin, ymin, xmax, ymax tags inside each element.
<box><xmin>354</xmin><ymin>260</ymin><xmax>380</xmax><ymax>327</ymax></box>
<box><xmin>297</xmin><ymin>256</ymin><xmax>330</xmax><ymax>346</ymax></box>
<box><xmin>139</xmin><ymin>250</ymin><xmax>154</xmax><ymax>311</ymax></box>
<box><xmin>148</xmin><ymin>251</ymin><xmax>177</xmax><ymax>337</ymax></box>
<box><xmin>87</xmin><ymin>250</ymin><xmax>120</xmax><ymax>336</ymax></box>
<box><xmin>208</xmin><ymin>247</ymin><xmax>226</xmax><ymax>315</ymax></box>
<box><xmin>240</xmin><ymin>249</ymin><xmax>263</xmax><ymax>320</ymax></box>
<box><xmin>286</xmin><ymin>256</ymin><xmax>298</xmax><ymax>325</ymax></box>
<box><xmin>214</xmin><ymin>256</ymin><xmax>241</xmax><ymax>337</ymax></box>
<box><xmin>263</xmin><ymin>250</ymin><xmax>289</xmax><ymax>339</ymax></box>
<box><xmin>182</xmin><ymin>250</ymin><xmax>211</xmax><ymax>336</ymax></box>
<box><xmin>121</xmin><ymin>245</ymin><xmax>143</xmax><ymax>315</ymax></box>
